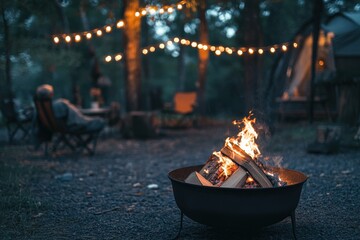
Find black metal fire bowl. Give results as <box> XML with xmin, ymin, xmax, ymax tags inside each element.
<box><xmin>168</xmin><ymin>165</ymin><xmax>307</xmax><ymax>237</ymax></box>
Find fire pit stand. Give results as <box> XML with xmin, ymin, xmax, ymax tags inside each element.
<box><xmin>169</xmin><ymin>165</ymin><xmax>307</xmax><ymax>240</ymax></box>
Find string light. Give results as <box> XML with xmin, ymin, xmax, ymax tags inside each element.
<box><xmin>75</xmin><ymin>34</ymin><xmax>81</xmax><ymax>42</ymax></box>
<box><xmin>105</xmin><ymin>26</ymin><xmax>112</xmax><ymax>33</ymax></box>
<box><xmin>51</xmin><ymin>1</ymin><xmax>187</xmax><ymax>44</ymax></box>
<box><xmin>53</xmin><ymin>36</ymin><xmax>60</xmax><ymax>44</ymax></box>
<box><xmin>103</xmin><ymin>37</ymin><xmax>297</xmax><ymax>63</ymax></box>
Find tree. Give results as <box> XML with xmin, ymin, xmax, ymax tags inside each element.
<box><xmin>0</xmin><ymin>0</ymin><xmax>14</xmax><ymax>101</ymax></box>
<box><xmin>242</xmin><ymin>0</ymin><xmax>263</xmax><ymax>113</ymax></box>
<box><xmin>123</xmin><ymin>0</ymin><xmax>142</xmax><ymax>112</ymax></box>
<box><xmin>196</xmin><ymin>0</ymin><xmax>209</xmax><ymax>116</ymax></box>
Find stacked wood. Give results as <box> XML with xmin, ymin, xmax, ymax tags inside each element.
<box><xmin>184</xmin><ymin>138</ymin><xmax>273</xmax><ymax>188</ymax></box>
<box><xmin>220</xmin><ymin>140</ymin><xmax>273</xmax><ymax>188</ymax></box>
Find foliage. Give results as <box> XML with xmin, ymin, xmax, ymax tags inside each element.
<box><xmin>0</xmin><ymin>0</ymin><xmax>359</xmax><ymax>115</ymax></box>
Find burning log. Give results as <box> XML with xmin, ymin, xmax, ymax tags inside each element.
<box><xmin>221</xmin><ymin>138</ymin><xmax>273</xmax><ymax>188</ymax></box>
<box><xmin>198</xmin><ymin>152</ymin><xmax>242</xmax><ymax>186</ymax></box>
<box><xmin>185</xmin><ymin>171</ymin><xmax>213</xmax><ymax>186</ymax></box>
<box><xmin>220</xmin><ymin>167</ymin><xmax>247</xmax><ymax>188</ymax></box>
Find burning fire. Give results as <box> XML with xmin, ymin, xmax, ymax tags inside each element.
<box><xmin>186</xmin><ymin>112</ymin><xmax>287</xmax><ymax>188</ymax></box>
<box><xmin>213</xmin><ymin>151</ymin><xmax>237</xmax><ymax>178</ymax></box>
<box><xmin>230</xmin><ymin>114</ymin><xmax>260</xmax><ymax>159</ymax></box>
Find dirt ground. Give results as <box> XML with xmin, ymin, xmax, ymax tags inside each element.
<box><xmin>0</xmin><ymin>122</ymin><xmax>360</xmax><ymax>240</ymax></box>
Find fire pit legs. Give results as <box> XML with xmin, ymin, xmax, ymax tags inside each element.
<box><xmin>173</xmin><ymin>211</ymin><xmax>184</xmax><ymax>240</ymax></box>
<box><xmin>291</xmin><ymin>211</ymin><xmax>297</xmax><ymax>240</ymax></box>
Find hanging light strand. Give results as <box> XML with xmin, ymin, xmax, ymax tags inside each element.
<box><xmin>103</xmin><ymin>37</ymin><xmax>298</xmax><ymax>63</ymax></box>
<box><xmin>51</xmin><ymin>1</ymin><xmax>187</xmax><ymax>44</ymax></box>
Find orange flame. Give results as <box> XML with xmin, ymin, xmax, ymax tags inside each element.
<box><xmin>230</xmin><ymin>114</ymin><xmax>261</xmax><ymax>159</ymax></box>
<box><xmin>213</xmin><ymin>151</ymin><xmax>237</xmax><ymax>179</ymax></box>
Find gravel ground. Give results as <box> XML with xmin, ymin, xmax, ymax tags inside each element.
<box><xmin>1</xmin><ymin>122</ymin><xmax>360</xmax><ymax>240</ymax></box>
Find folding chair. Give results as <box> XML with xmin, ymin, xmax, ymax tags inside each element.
<box><xmin>0</xmin><ymin>99</ymin><xmax>33</xmax><ymax>143</ymax></box>
<box><xmin>33</xmin><ymin>96</ymin><xmax>101</xmax><ymax>155</ymax></box>
<box><xmin>162</xmin><ymin>92</ymin><xmax>198</xmax><ymax>128</ymax></box>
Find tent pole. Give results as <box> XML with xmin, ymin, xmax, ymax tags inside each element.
<box><xmin>309</xmin><ymin>0</ymin><xmax>324</xmax><ymax>123</ymax></box>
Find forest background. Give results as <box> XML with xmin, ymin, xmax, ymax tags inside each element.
<box><xmin>1</xmin><ymin>0</ymin><xmax>359</xmax><ymax>118</ymax></box>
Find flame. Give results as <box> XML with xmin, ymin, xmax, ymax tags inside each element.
<box><xmin>213</xmin><ymin>151</ymin><xmax>237</xmax><ymax>179</ymax></box>
<box><xmin>227</xmin><ymin>114</ymin><xmax>261</xmax><ymax>159</ymax></box>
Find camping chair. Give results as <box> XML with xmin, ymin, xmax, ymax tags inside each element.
<box><xmin>33</xmin><ymin>96</ymin><xmax>101</xmax><ymax>155</ymax></box>
<box><xmin>162</xmin><ymin>92</ymin><xmax>198</xmax><ymax>128</ymax></box>
<box><xmin>0</xmin><ymin>98</ymin><xmax>33</xmax><ymax>143</ymax></box>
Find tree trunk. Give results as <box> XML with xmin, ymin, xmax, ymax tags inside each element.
<box><xmin>242</xmin><ymin>0</ymin><xmax>263</xmax><ymax>113</ymax></box>
<box><xmin>1</xmin><ymin>3</ymin><xmax>13</xmax><ymax>100</ymax></box>
<box><xmin>123</xmin><ymin>0</ymin><xmax>142</xmax><ymax>112</ymax></box>
<box><xmin>196</xmin><ymin>0</ymin><xmax>209</xmax><ymax>116</ymax></box>
<box><xmin>177</xmin><ymin>19</ymin><xmax>186</xmax><ymax>91</ymax></box>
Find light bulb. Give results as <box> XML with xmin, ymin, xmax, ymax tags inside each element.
<box><xmin>115</xmin><ymin>54</ymin><xmax>122</xmax><ymax>61</ymax></box>
<box><xmin>105</xmin><ymin>56</ymin><xmax>112</xmax><ymax>62</ymax></box>
<box><xmin>53</xmin><ymin>36</ymin><xmax>60</xmax><ymax>44</ymax></box>
<box><xmin>117</xmin><ymin>21</ymin><xmax>124</xmax><ymax>28</ymax></box>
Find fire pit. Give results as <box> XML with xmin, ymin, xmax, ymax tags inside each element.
<box><xmin>169</xmin><ymin>165</ymin><xmax>307</xmax><ymax>238</ymax></box>
<box><xmin>168</xmin><ymin>114</ymin><xmax>308</xmax><ymax>239</ymax></box>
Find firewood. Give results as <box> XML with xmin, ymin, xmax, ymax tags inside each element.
<box><xmin>220</xmin><ymin>145</ymin><xmax>273</xmax><ymax>188</ymax></box>
<box><xmin>185</xmin><ymin>171</ymin><xmax>213</xmax><ymax>186</ymax></box>
<box><xmin>199</xmin><ymin>153</ymin><xmax>238</xmax><ymax>186</ymax></box>
<box><xmin>220</xmin><ymin>167</ymin><xmax>247</xmax><ymax>188</ymax></box>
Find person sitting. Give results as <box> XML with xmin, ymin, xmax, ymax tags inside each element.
<box><xmin>36</xmin><ymin>84</ymin><xmax>105</xmax><ymax>133</ymax></box>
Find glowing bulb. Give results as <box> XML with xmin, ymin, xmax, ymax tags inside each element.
<box><xmin>248</xmin><ymin>48</ymin><xmax>254</xmax><ymax>54</ymax></box>
<box><xmin>258</xmin><ymin>48</ymin><xmax>264</xmax><ymax>54</ymax></box>
<box><xmin>141</xmin><ymin>10</ymin><xmax>147</xmax><ymax>16</ymax></box>
<box><xmin>86</xmin><ymin>33</ymin><xmax>92</xmax><ymax>39</ymax></box>
<box><xmin>159</xmin><ymin>8</ymin><xmax>164</xmax><ymax>14</ymax></box>
<box><xmin>215</xmin><ymin>50</ymin><xmax>221</xmax><ymax>55</ymax></box>
<box><xmin>237</xmin><ymin>50</ymin><xmax>243</xmax><ymax>55</ymax></box>
<box><xmin>203</xmin><ymin>45</ymin><xmax>208</xmax><ymax>50</ymax></box>
<box><xmin>270</xmin><ymin>47</ymin><xmax>275</xmax><ymax>53</ymax></box>
<box><xmin>180</xmin><ymin>39</ymin><xmax>186</xmax><ymax>45</ymax></box>
<box><xmin>174</xmin><ymin>37</ymin><xmax>179</xmax><ymax>43</ymax></box>
<box><xmin>210</xmin><ymin>46</ymin><xmax>216</xmax><ymax>51</ymax></box>
<box><xmin>135</xmin><ymin>12</ymin><xmax>140</xmax><ymax>17</ymax></box>
<box><xmin>117</xmin><ymin>20</ymin><xmax>124</xmax><ymax>28</ymax></box>
<box><xmin>96</xmin><ymin>30</ymin><xmax>102</xmax><ymax>36</ymax></box>
<box><xmin>191</xmin><ymin>42</ymin><xmax>197</xmax><ymax>47</ymax></box>
<box><xmin>115</xmin><ymin>54</ymin><xmax>122</xmax><ymax>61</ymax></box>
<box><xmin>226</xmin><ymin>47</ymin><xmax>233</xmax><ymax>54</ymax></box>
<box><xmin>105</xmin><ymin>55</ymin><xmax>112</xmax><ymax>62</ymax></box>
<box><xmin>167</xmin><ymin>40</ymin><xmax>173</xmax><ymax>45</ymax></box>
<box><xmin>282</xmin><ymin>45</ymin><xmax>287</xmax><ymax>51</ymax></box>
<box><xmin>219</xmin><ymin>46</ymin><xmax>225</xmax><ymax>52</ymax></box>
<box><xmin>159</xmin><ymin>43</ymin><xmax>165</xmax><ymax>49</ymax></box>
<box><xmin>149</xmin><ymin>8</ymin><xmax>156</xmax><ymax>15</ymax></box>
<box><xmin>293</xmin><ymin>42</ymin><xmax>298</xmax><ymax>48</ymax></box>
<box><xmin>167</xmin><ymin>7</ymin><xmax>174</xmax><ymax>13</ymax></box>
<box><xmin>105</xmin><ymin>26</ymin><xmax>112</xmax><ymax>33</ymax></box>
<box><xmin>53</xmin><ymin>36</ymin><xmax>60</xmax><ymax>44</ymax></box>
<box><xmin>177</xmin><ymin>4</ymin><xmax>183</xmax><ymax>10</ymax></box>
<box><xmin>65</xmin><ymin>35</ymin><xmax>71</xmax><ymax>42</ymax></box>
<box><xmin>198</xmin><ymin>44</ymin><xmax>203</xmax><ymax>49</ymax></box>
<box><xmin>75</xmin><ymin>35</ymin><xmax>81</xmax><ymax>42</ymax></box>
<box><xmin>142</xmin><ymin>49</ymin><xmax>148</xmax><ymax>55</ymax></box>
<box><xmin>149</xmin><ymin>46</ymin><xmax>155</xmax><ymax>52</ymax></box>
